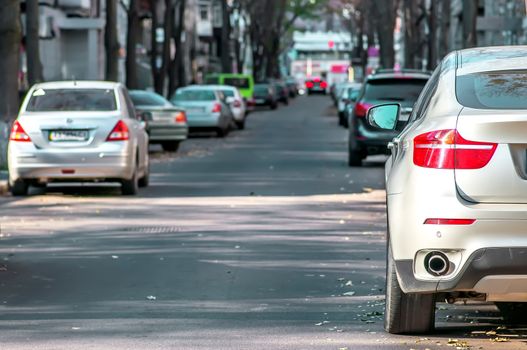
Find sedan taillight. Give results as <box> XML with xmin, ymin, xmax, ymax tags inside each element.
<box><xmin>212</xmin><ymin>103</ymin><xmax>222</xmax><ymax>113</ymax></box>
<box><xmin>107</xmin><ymin>120</ymin><xmax>129</xmax><ymax>141</ymax></box>
<box><xmin>413</xmin><ymin>129</ymin><xmax>497</xmax><ymax>169</ymax></box>
<box><xmin>9</xmin><ymin>121</ymin><xmax>31</xmax><ymax>142</ymax></box>
<box><xmin>174</xmin><ymin>112</ymin><xmax>187</xmax><ymax>123</ymax></box>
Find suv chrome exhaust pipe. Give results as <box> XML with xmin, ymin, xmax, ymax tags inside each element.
<box><xmin>424</xmin><ymin>251</ymin><xmax>450</xmax><ymax>276</ymax></box>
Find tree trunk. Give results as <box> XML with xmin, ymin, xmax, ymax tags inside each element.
<box><xmin>126</xmin><ymin>0</ymin><xmax>140</xmax><ymax>89</ymax></box>
<box><xmin>463</xmin><ymin>0</ymin><xmax>478</xmax><ymax>48</ymax></box>
<box><xmin>168</xmin><ymin>0</ymin><xmax>186</xmax><ymax>97</ymax></box>
<box><xmin>373</xmin><ymin>0</ymin><xmax>396</xmax><ymax>69</ymax></box>
<box><xmin>105</xmin><ymin>0</ymin><xmax>119</xmax><ymax>81</ymax></box>
<box><xmin>438</xmin><ymin>0</ymin><xmax>450</xmax><ymax>59</ymax></box>
<box><xmin>26</xmin><ymin>0</ymin><xmax>43</xmax><ymax>85</ymax></box>
<box><xmin>220</xmin><ymin>0</ymin><xmax>231</xmax><ymax>73</ymax></box>
<box><xmin>427</xmin><ymin>1</ymin><xmax>437</xmax><ymax>70</ymax></box>
<box><xmin>0</xmin><ymin>0</ymin><xmax>21</xmax><ymax>122</ymax></box>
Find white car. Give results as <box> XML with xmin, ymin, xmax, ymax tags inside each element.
<box><xmin>367</xmin><ymin>46</ymin><xmax>527</xmax><ymax>334</ymax></box>
<box><xmin>8</xmin><ymin>81</ymin><xmax>149</xmax><ymax>196</ymax></box>
<box><xmin>213</xmin><ymin>85</ymin><xmax>247</xmax><ymax>130</ymax></box>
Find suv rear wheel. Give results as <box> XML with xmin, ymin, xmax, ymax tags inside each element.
<box><xmin>385</xmin><ymin>243</ymin><xmax>436</xmax><ymax>334</ymax></box>
<box><xmin>10</xmin><ymin>179</ymin><xmax>28</xmax><ymax>196</ymax></box>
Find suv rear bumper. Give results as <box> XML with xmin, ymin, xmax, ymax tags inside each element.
<box><xmin>396</xmin><ymin>247</ymin><xmax>527</xmax><ymax>294</ymax></box>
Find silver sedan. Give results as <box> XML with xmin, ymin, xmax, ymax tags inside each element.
<box><xmin>8</xmin><ymin>81</ymin><xmax>149</xmax><ymax>196</ymax></box>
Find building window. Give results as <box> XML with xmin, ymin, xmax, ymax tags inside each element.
<box><xmin>199</xmin><ymin>4</ymin><xmax>209</xmax><ymax>21</ymax></box>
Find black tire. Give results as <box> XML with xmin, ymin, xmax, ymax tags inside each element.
<box><xmin>385</xmin><ymin>243</ymin><xmax>436</xmax><ymax>334</ymax></box>
<box><xmin>236</xmin><ymin>119</ymin><xmax>245</xmax><ymax>130</ymax></box>
<box><xmin>216</xmin><ymin>127</ymin><xmax>229</xmax><ymax>137</ymax></box>
<box><xmin>270</xmin><ymin>102</ymin><xmax>277</xmax><ymax>110</ymax></box>
<box><xmin>138</xmin><ymin>160</ymin><xmax>150</xmax><ymax>188</ymax></box>
<box><xmin>338</xmin><ymin>113</ymin><xmax>345</xmax><ymax>126</ymax></box>
<box><xmin>121</xmin><ymin>166</ymin><xmax>139</xmax><ymax>195</ymax></box>
<box><xmin>161</xmin><ymin>141</ymin><xmax>180</xmax><ymax>152</ymax></box>
<box><xmin>348</xmin><ymin>149</ymin><xmax>363</xmax><ymax>167</ymax></box>
<box><xmin>496</xmin><ymin>302</ymin><xmax>527</xmax><ymax>325</ymax></box>
<box><xmin>10</xmin><ymin>179</ymin><xmax>28</xmax><ymax>196</ymax></box>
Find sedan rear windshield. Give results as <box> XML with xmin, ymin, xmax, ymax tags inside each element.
<box><xmin>456</xmin><ymin>71</ymin><xmax>527</xmax><ymax>109</ymax></box>
<box><xmin>363</xmin><ymin>79</ymin><xmax>427</xmax><ymax>103</ymax></box>
<box><xmin>130</xmin><ymin>91</ymin><xmax>170</xmax><ymax>106</ymax></box>
<box><xmin>26</xmin><ymin>88</ymin><xmax>117</xmax><ymax>112</ymax></box>
<box><xmin>173</xmin><ymin>90</ymin><xmax>216</xmax><ymax>101</ymax></box>
<box><xmin>221</xmin><ymin>90</ymin><xmax>235</xmax><ymax>97</ymax></box>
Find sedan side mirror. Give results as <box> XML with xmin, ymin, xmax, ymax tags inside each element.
<box><xmin>367</xmin><ymin>103</ymin><xmax>400</xmax><ymax>130</ymax></box>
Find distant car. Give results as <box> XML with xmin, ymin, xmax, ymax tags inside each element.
<box><xmin>8</xmin><ymin>81</ymin><xmax>150</xmax><ymax>196</ymax></box>
<box><xmin>215</xmin><ymin>85</ymin><xmax>247</xmax><ymax>130</ymax></box>
<box><xmin>253</xmin><ymin>83</ymin><xmax>278</xmax><ymax>110</ymax></box>
<box><xmin>348</xmin><ymin>70</ymin><xmax>430</xmax><ymax>166</ymax></box>
<box><xmin>274</xmin><ymin>81</ymin><xmax>289</xmax><ymax>105</ymax></box>
<box><xmin>332</xmin><ymin>82</ymin><xmax>349</xmax><ymax>105</ymax></box>
<box><xmin>336</xmin><ymin>83</ymin><xmax>361</xmax><ymax>127</ymax></box>
<box><xmin>305</xmin><ymin>77</ymin><xmax>327</xmax><ymax>94</ymax></box>
<box><xmin>129</xmin><ymin>90</ymin><xmax>188</xmax><ymax>152</ymax></box>
<box><xmin>285</xmin><ymin>77</ymin><xmax>299</xmax><ymax>98</ymax></box>
<box><xmin>171</xmin><ymin>86</ymin><xmax>233</xmax><ymax>137</ymax></box>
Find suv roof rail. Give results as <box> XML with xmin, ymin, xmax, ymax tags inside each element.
<box><xmin>372</xmin><ymin>68</ymin><xmax>432</xmax><ymax>75</ymax></box>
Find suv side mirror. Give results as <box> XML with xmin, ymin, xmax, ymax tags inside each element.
<box><xmin>367</xmin><ymin>103</ymin><xmax>400</xmax><ymax>130</ymax></box>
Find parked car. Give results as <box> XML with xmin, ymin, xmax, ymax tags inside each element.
<box><xmin>305</xmin><ymin>77</ymin><xmax>327</xmax><ymax>94</ymax></box>
<box><xmin>367</xmin><ymin>47</ymin><xmax>527</xmax><ymax>334</ymax></box>
<box><xmin>215</xmin><ymin>85</ymin><xmax>247</xmax><ymax>130</ymax></box>
<box><xmin>253</xmin><ymin>83</ymin><xmax>278</xmax><ymax>110</ymax></box>
<box><xmin>285</xmin><ymin>77</ymin><xmax>299</xmax><ymax>98</ymax></box>
<box><xmin>347</xmin><ymin>70</ymin><xmax>430</xmax><ymax>166</ymax></box>
<box><xmin>170</xmin><ymin>86</ymin><xmax>233</xmax><ymax>137</ymax></box>
<box><xmin>276</xmin><ymin>81</ymin><xmax>290</xmax><ymax>105</ymax></box>
<box><xmin>332</xmin><ymin>81</ymin><xmax>349</xmax><ymax>106</ymax></box>
<box><xmin>342</xmin><ymin>87</ymin><xmax>361</xmax><ymax>128</ymax></box>
<box><xmin>204</xmin><ymin>73</ymin><xmax>254</xmax><ymax>104</ymax></box>
<box><xmin>8</xmin><ymin>81</ymin><xmax>150</xmax><ymax>196</ymax></box>
<box><xmin>129</xmin><ymin>90</ymin><xmax>188</xmax><ymax>152</ymax></box>
<box><xmin>336</xmin><ymin>83</ymin><xmax>361</xmax><ymax>127</ymax></box>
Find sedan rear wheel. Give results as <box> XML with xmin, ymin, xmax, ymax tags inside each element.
<box><xmin>161</xmin><ymin>141</ymin><xmax>180</xmax><ymax>152</ymax></box>
<box><xmin>385</xmin><ymin>242</ymin><xmax>436</xmax><ymax>334</ymax></box>
<box><xmin>10</xmin><ymin>179</ymin><xmax>28</xmax><ymax>196</ymax></box>
<box><xmin>235</xmin><ymin>119</ymin><xmax>245</xmax><ymax>130</ymax></box>
<box><xmin>121</xmin><ymin>165</ymin><xmax>139</xmax><ymax>195</ymax></box>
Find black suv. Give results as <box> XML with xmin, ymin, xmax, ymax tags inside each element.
<box><xmin>348</xmin><ymin>70</ymin><xmax>430</xmax><ymax>166</ymax></box>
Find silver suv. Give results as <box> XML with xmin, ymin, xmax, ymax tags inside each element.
<box><xmin>368</xmin><ymin>47</ymin><xmax>527</xmax><ymax>334</ymax></box>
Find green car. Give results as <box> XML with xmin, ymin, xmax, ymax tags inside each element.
<box><xmin>204</xmin><ymin>73</ymin><xmax>254</xmax><ymax>101</ymax></box>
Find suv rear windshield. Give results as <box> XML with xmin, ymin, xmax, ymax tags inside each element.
<box><xmin>26</xmin><ymin>88</ymin><xmax>117</xmax><ymax>111</ymax></box>
<box><xmin>456</xmin><ymin>71</ymin><xmax>527</xmax><ymax>109</ymax></box>
<box><xmin>224</xmin><ymin>77</ymin><xmax>250</xmax><ymax>89</ymax></box>
<box><xmin>363</xmin><ymin>79</ymin><xmax>427</xmax><ymax>104</ymax></box>
<box><xmin>173</xmin><ymin>90</ymin><xmax>216</xmax><ymax>101</ymax></box>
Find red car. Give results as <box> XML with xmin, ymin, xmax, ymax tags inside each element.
<box><xmin>305</xmin><ymin>77</ymin><xmax>327</xmax><ymax>95</ymax></box>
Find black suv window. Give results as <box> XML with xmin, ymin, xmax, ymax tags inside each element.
<box><xmin>363</xmin><ymin>78</ymin><xmax>427</xmax><ymax>107</ymax></box>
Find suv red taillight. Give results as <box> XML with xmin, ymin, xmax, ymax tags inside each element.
<box><xmin>354</xmin><ymin>102</ymin><xmax>373</xmax><ymax>118</ymax></box>
<box><xmin>212</xmin><ymin>103</ymin><xmax>222</xmax><ymax>113</ymax></box>
<box><xmin>320</xmin><ymin>81</ymin><xmax>327</xmax><ymax>89</ymax></box>
<box><xmin>305</xmin><ymin>81</ymin><xmax>314</xmax><ymax>88</ymax></box>
<box><xmin>107</xmin><ymin>120</ymin><xmax>129</xmax><ymax>141</ymax></box>
<box><xmin>9</xmin><ymin>121</ymin><xmax>31</xmax><ymax>142</ymax></box>
<box><xmin>413</xmin><ymin>129</ymin><xmax>497</xmax><ymax>169</ymax></box>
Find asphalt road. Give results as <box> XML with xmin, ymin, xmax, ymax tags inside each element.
<box><xmin>0</xmin><ymin>95</ymin><xmax>523</xmax><ymax>349</ymax></box>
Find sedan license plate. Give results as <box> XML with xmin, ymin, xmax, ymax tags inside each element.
<box><xmin>49</xmin><ymin>130</ymin><xmax>89</xmax><ymax>142</ymax></box>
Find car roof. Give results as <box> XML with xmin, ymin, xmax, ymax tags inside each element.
<box><xmin>32</xmin><ymin>80</ymin><xmax>121</xmax><ymax>90</ymax></box>
<box><xmin>367</xmin><ymin>72</ymin><xmax>431</xmax><ymax>81</ymax></box>
<box><xmin>206</xmin><ymin>84</ymin><xmax>238</xmax><ymax>91</ymax></box>
<box><xmin>457</xmin><ymin>46</ymin><xmax>527</xmax><ymax>75</ymax></box>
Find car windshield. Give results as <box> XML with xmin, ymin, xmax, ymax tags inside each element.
<box><xmin>173</xmin><ymin>90</ymin><xmax>216</xmax><ymax>101</ymax></box>
<box><xmin>26</xmin><ymin>88</ymin><xmax>117</xmax><ymax>112</ymax></box>
<box><xmin>221</xmin><ymin>90</ymin><xmax>235</xmax><ymax>97</ymax></box>
<box><xmin>224</xmin><ymin>77</ymin><xmax>250</xmax><ymax>89</ymax></box>
<box><xmin>130</xmin><ymin>91</ymin><xmax>170</xmax><ymax>107</ymax></box>
<box><xmin>363</xmin><ymin>79</ymin><xmax>427</xmax><ymax>104</ymax></box>
<box><xmin>456</xmin><ymin>70</ymin><xmax>527</xmax><ymax>109</ymax></box>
